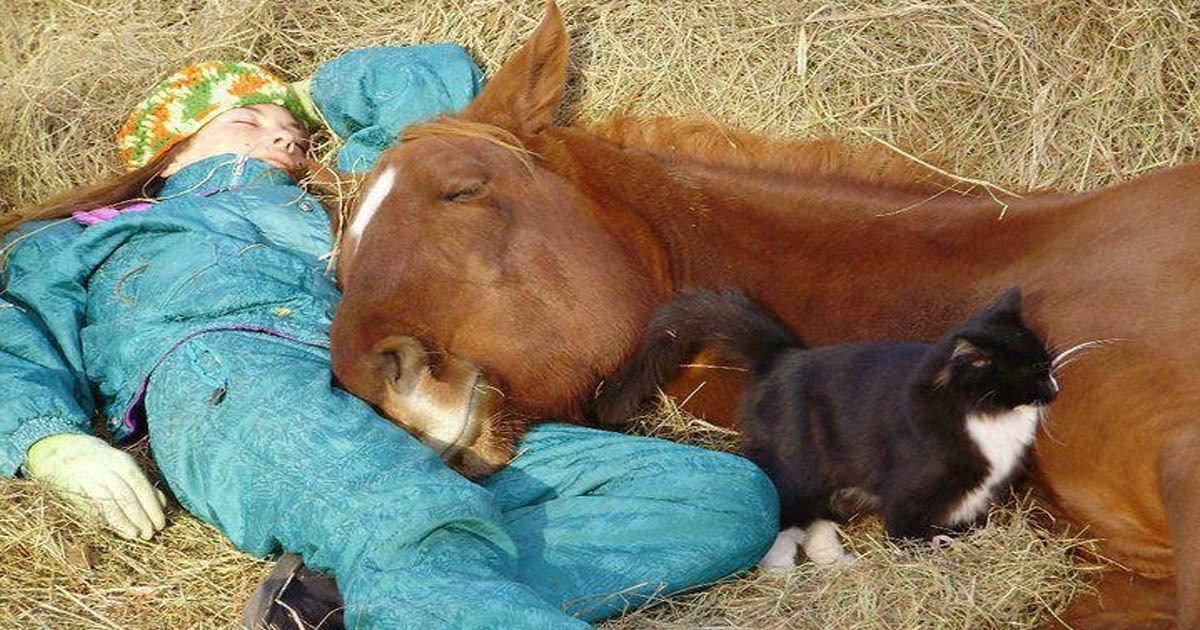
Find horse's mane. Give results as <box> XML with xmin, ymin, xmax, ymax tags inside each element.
<box><xmin>402</xmin><ymin>118</ymin><xmax>536</xmax><ymax>171</ymax></box>
<box><xmin>402</xmin><ymin>115</ymin><xmax>966</xmax><ymax>196</ymax></box>
<box><xmin>587</xmin><ymin>116</ymin><xmax>961</xmax><ymax>195</ymax></box>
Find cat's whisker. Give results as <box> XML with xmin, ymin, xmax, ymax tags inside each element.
<box><xmin>1051</xmin><ymin>352</ymin><xmax>1098</xmax><ymax>376</ymax></box>
<box><xmin>1051</xmin><ymin>357</ymin><xmax>1078</xmax><ymax>373</ymax></box>
<box><xmin>1050</xmin><ymin>338</ymin><xmax>1125</xmax><ymax>369</ymax></box>
<box><xmin>1038</xmin><ymin>407</ymin><xmax>1061</xmax><ymax>444</ymax></box>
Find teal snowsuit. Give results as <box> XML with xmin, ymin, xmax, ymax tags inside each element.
<box><xmin>0</xmin><ymin>45</ymin><xmax>778</xmax><ymax>629</ymax></box>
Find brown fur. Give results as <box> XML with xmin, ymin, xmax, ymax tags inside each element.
<box><xmin>330</xmin><ymin>3</ymin><xmax>1200</xmax><ymax>625</ymax></box>
<box><xmin>0</xmin><ymin>138</ymin><xmax>195</xmax><ymax>249</ymax></box>
<box><xmin>588</xmin><ymin>116</ymin><xmax>956</xmax><ymax>195</ymax></box>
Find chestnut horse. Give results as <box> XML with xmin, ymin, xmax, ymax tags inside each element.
<box><xmin>329</xmin><ymin>3</ymin><xmax>1198</xmax><ymax>628</ymax></box>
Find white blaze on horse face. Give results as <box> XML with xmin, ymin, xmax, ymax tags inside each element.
<box><xmin>347</xmin><ymin>167</ymin><xmax>396</xmax><ymax>256</ymax></box>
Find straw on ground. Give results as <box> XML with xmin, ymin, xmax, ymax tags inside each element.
<box><xmin>4</xmin><ymin>1</ymin><xmax>1196</xmax><ymax>628</ymax></box>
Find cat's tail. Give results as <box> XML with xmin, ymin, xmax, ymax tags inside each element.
<box><xmin>591</xmin><ymin>287</ymin><xmax>798</xmax><ymax>425</ymax></box>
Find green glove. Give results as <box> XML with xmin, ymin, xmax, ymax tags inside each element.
<box><xmin>26</xmin><ymin>433</ymin><xmax>167</xmax><ymax>540</ymax></box>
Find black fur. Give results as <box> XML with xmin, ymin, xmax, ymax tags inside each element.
<box><xmin>594</xmin><ymin>288</ymin><xmax>796</xmax><ymax>424</ymax></box>
<box><xmin>594</xmin><ymin>287</ymin><xmax>1057</xmax><ymax>540</ymax></box>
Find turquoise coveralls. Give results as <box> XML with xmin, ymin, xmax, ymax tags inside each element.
<box><xmin>0</xmin><ymin>45</ymin><xmax>778</xmax><ymax>629</ymax></box>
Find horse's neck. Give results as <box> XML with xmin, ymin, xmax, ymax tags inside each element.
<box><xmin>668</xmin><ymin>166</ymin><xmax>1036</xmax><ymax>339</ymax></box>
<box><xmin>555</xmin><ymin>129</ymin><xmax>1075</xmax><ymax>342</ymax></box>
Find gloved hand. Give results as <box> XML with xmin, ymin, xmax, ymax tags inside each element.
<box><xmin>25</xmin><ymin>433</ymin><xmax>168</xmax><ymax>540</ymax></box>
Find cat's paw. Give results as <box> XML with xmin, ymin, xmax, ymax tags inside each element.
<box><xmin>808</xmin><ymin>545</ymin><xmax>856</xmax><ymax>566</ymax></box>
<box><xmin>801</xmin><ymin>519</ymin><xmax>855</xmax><ymax>566</ymax></box>
<box><xmin>758</xmin><ymin>527</ymin><xmax>804</xmax><ymax>573</ymax></box>
<box><xmin>758</xmin><ymin>551</ymin><xmax>797</xmax><ymax>574</ymax></box>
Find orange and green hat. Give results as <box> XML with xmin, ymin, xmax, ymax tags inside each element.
<box><xmin>116</xmin><ymin>61</ymin><xmax>316</xmax><ymax>171</ymax></box>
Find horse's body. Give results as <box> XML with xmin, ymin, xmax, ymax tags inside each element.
<box><xmin>329</xmin><ymin>4</ymin><xmax>1199</xmax><ymax>628</ymax></box>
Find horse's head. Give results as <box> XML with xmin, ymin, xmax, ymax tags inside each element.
<box><xmin>330</xmin><ymin>1</ymin><xmax>659</xmax><ymax>473</ymax></box>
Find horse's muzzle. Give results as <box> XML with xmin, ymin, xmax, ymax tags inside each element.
<box><xmin>365</xmin><ymin>336</ymin><xmax>514</xmax><ymax>478</ymax></box>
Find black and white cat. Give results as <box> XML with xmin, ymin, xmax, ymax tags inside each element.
<box><xmin>593</xmin><ymin>287</ymin><xmax>1058</xmax><ymax>570</ymax></box>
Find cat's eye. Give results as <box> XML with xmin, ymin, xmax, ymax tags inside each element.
<box><xmin>971</xmin><ymin>358</ymin><xmax>991</xmax><ymax>368</ymax></box>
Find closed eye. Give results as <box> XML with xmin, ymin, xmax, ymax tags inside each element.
<box><xmin>443</xmin><ymin>182</ymin><xmax>487</xmax><ymax>203</ymax></box>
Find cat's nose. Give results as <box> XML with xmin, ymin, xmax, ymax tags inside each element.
<box><xmin>1040</xmin><ymin>375</ymin><xmax>1059</xmax><ymax>402</ymax></box>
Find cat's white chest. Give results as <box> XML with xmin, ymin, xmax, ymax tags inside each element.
<box><xmin>944</xmin><ymin>405</ymin><xmax>1041</xmax><ymax>525</ymax></box>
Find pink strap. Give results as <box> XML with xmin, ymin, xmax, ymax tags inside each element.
<box><xmin>72</xmin><ymin>201</ymin><xmax>155</xmax><ymax>226</ymax></box>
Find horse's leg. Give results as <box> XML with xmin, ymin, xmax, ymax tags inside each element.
<box><xmin>1043</xmin><ymin>571</ymin><xmax>1176</xmax><ymax>630</ymax></box>
<box><xmin>1030</xmin><ymin>345</ymin><xmax>1183</xmax><ymax>629</ymax></box>
<box><xmin>1160</xmin><ymin>422</ymin><xmax>1200</xmax><ymax>630</ymax></box>
<box><xmin>1039</xmin><ymin>422</ymin><xmax>1200</xmax><ymax>630</ymax></box>
<box><xmin>1058</xmin><ymin>414</ymin><xmax>1200</xmax><ymax>630</ymax></box>
<box><xmin>1026</xmin><ymin>468</ymin><xmax>1176</xmax><ymax>630</ymax></box>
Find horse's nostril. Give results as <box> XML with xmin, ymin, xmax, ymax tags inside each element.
<box><xmin>371</xmin><ymin>335</ymin><xmax>432</xmax><ymax>391</ymax></box>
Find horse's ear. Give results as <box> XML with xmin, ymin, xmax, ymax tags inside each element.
<box><xmin>463</xmin><ymin>0</ymin><xmax>567</xmax><ymax>135</ymax></box>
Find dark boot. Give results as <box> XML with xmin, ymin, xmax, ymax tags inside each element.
<box><xmin>240</xmin><ymin>553</ymin><xmax>346</xmax><ymax>630</ymax></box>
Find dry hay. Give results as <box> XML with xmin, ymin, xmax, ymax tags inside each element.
<box><xmin>3</xmin><ymin>0</ymin><xmax>1195</xmax><ymax>628</ymax></box>
<box><xmin>607</xmin><ymin>400</ymin><xmax>1101</xmax><ymax>630</ymax></box>
<box><xmin>1</xmin><ymin>478</ymin><xmax>273</xmax><ymax>629</ymax></box>
<box><xmin>600</xmin><ymin>501</ymin><xmax>1092</xmax><ymax>630</ymax></box>
<box><xmin>0</xmin><ymin>411</ymin><xmax>1100</xmax><ymax>630</ymax></box>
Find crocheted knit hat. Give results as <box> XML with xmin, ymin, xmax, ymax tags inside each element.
<box><xmin>116</xmin><ymin>61</ymin><xmax>316</xmax><ymax>171</ymax></box>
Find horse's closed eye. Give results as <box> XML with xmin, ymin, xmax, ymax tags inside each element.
<box><xmin>443</xmin><ymin>181</ymin><xmax>487</xmax><ymax>203</ymax></box>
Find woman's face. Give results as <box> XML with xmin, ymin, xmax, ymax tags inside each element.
<box><xmin>162</xmin><ymin>104</ymin><xmax>309</xmax><ymax>176</ymax></box>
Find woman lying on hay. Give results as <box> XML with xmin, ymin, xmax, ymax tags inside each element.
<box><xmin>0</xmin><ymin>45</ymin><xmax>779</xmax><ymax>629</ymax></box>
<box><xmin>5</xmin><ymin>2</ymin><xmax>1196</xmax><ymax>629</ymax></box>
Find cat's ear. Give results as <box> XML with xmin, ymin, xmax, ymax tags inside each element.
<box><xmin>989</xmin><ymin>287</ymin><xmax>1022</xmax><ymax>315</ymax></box>
<box><xmin>934</xmin><ymin>337</ymin><xmax>992</xmax><ymax>386</ymax></box>
<box><xmin>951</xmin><ymin>338</ymin><xmax>992</xmax><ymax>368</ymax></box>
